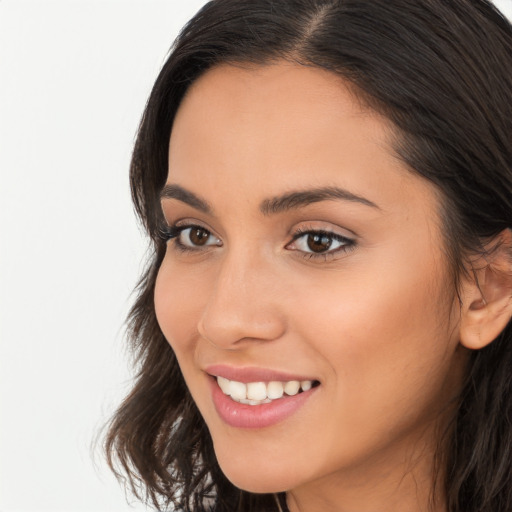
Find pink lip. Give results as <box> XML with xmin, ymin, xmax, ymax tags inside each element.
<box><xmin>207</xmin><ymin>371</ymin><xmax>319</xmax><ymax>429</ymax></box>
<box><xmin>205</xmin><ymin>364</ymin><xmax>317</xmax><ymax>383</ymax></box>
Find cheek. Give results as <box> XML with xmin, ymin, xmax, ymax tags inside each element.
<box><xmin>154</xmin><ymin>259</ymin><xmax>206</xmax><ymax>358</ymax></box>
<box><xmin>291</xmin><ymin>246</ymin><xmax>458</xmax><ymax>433</ymax></box>
<box><xmin>154</xmin><ymin>260</ymin><xmax>215</xmax><ymax>422</ymax></box>
<box><xmin>152</xmin><ymin>237</ymin><xmax>464</xmax><ymax>491</ymax></box>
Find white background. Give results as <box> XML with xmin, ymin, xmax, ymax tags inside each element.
<box><xmin>1</xmin><ymin>1</ymin><xmax>511</xmax><ymax>511</ymax></box>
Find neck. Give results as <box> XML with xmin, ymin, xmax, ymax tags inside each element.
<box><xmin>286</xmin><ymin>425</ymin><xmax>448</xmax><ymax>512</ymax></box>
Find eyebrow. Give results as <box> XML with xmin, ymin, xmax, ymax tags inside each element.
<box><xmin>260</xmin><ymin>186</ymin><xmax>379</xmax><ymax>215</ymax></box>
<box><xmin>159</xmin><ymin>183</ymin><xmax>379</xmax><ymax>215</ymax></box>
<box><xmin>160</xmin><ymin>184</ymin><xmax>212</xmax><ymax>213</ymax></box>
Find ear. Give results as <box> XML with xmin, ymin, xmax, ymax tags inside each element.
<box><xmin>459</xmin><ymin>229</ymin><xmax>512</xmax><ymax>350</ymax></box>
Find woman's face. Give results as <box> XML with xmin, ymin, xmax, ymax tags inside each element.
<box><xmin>155</xmin><ymin>63</ymin><xmax>467</xmax><ymax>497</ymax></box>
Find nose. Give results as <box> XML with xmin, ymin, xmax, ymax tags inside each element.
<box><xmin>197</xmin><ymin>248</ymin><xmax>287</xmax><ymax>349</ymax></box>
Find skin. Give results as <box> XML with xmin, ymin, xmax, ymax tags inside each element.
<box><xmin>154</xmin><ymin>62</ymin><xmax>470</xmax><ymax>512</ymax></box>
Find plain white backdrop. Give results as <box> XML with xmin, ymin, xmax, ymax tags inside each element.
<box><xmin>0</xmin><ymin>1</ymin><xmax>209</xmax><ymax>511</ymax></box>
<box><xmin>0</xmin><ymin>1</ymin><xmax>511</xmax><ymax>511</ymax></box>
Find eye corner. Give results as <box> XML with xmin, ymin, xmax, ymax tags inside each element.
<box><xmin>157</xmin><ymin>222</ymin><xmax>177</xmax><ymax>242</ymax></box>
<box><xmin>163</xmin><ymin>222</ymin><xmax>223</xmax><ymax>253</ymax></box>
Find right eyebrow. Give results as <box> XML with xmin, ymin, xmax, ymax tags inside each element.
<box><xmin>159</xmin><ymin>184</ymin><xmax>212</xmax><ymax>214</ymax></box>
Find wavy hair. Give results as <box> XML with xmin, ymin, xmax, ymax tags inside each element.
<box><xmin>104</xmin><ymin>1</ymin><xmax>512</xmax><ymax>510</ymax></box>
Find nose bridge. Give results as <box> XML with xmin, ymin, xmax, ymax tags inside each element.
<box><xmin>219</xmin><ymin>245</ymin><xmax>255</xmax><ymax>297</ymax></box>
<box><xmin>198</xmin><ymin>243</ymin><xmax>285</xmax><ymax>348</ymax></box>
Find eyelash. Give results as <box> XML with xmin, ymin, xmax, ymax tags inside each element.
<box><xmin>159</xmin><ymin>224</ymin><xmax>221</xmax><ymax>253</ymax></box>
<box><xmin>288</xmin><ymin>227</ymin><xmax>356</xmax><ymax>261</ymax></box>
<box><xmin>159</xmin><ymin>223</ymin><xmax>356</xmax><ymax>260</ymax></box>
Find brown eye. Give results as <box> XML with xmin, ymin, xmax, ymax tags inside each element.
<box><xmin>177</xmin><ymin>226</ymin><xmax>221</xmax><ymax>249</ymax></box>
<box><xmin>287</xmin><ymin>230</ymin><xmax>354</xmax><ymax>257</ymax></box>
<box><xmin>189</xmin><ymin>227</ymin><xmax>210</xmax><ymax>246</ymax></box>
<box><xmin>307</xmin><ymin>233</ymin><xmax>333</xmax><ymax>253</ymax></box>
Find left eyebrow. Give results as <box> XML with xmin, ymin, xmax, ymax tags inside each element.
<box><xmin>260</xmin><ymin>186</ymin><xmax>380</xmax><ymax>215</ymax></box>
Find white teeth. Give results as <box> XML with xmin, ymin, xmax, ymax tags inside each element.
<box><xmin>237</xmin><ymin>398</ymin><xmax>272</xmax><ymax>405</ymax></box>
<box><xmin>247</xmin><ymin>382</ymin><xmax>267</xmax><ymax>401</ymax></box>
<box><xmin>217</xmin><ymin>376</ymin><xmax>231</xmax><ymax>395</ymax></box>
<box><xmin>267</xmin><ymin>381</ymin><xmax>284</xmax><ymax>399</ymax></box>
<box><xmin>300</xmin><ymin>380</ymin><xmax>314</xmax><ymax>392</ymax></box>
<box><xmin>228</xmin><ymin>380</ymin><xmax>247</xmax><ymax>400</ymax></box>
<box><xmin>284</xmin><ymin>380</ymin><xmax>301</xmax><ymax>396</ymax></box>
<box><xmin>300</xmin><ymin>380</ymin><xmax>312</xmax><ymax>391</ymax></box>
<box><xmin>216</xmin><ymin>376</ymin><xmax>316</xmax><ymax>404</ymax></box>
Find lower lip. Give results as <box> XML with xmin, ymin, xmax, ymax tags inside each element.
<box><xmin>209</xmin><ymin>377</ymin><xmax>318</xmax><ymax>429</ymax></box>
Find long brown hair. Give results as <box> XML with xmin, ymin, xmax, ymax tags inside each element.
<box><xmin>104</xmin><ymin>1</ymin><xmax>512</xmax><ymax>510</ymax></box>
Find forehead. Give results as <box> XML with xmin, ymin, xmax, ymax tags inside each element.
<box><xmin>167</xmin><ymin>61</ymin><xmax>439</xmax><ymax>224</ymax></box>
<box><xmin>179</xmin><ymin>61</ymin><xmax>368</xmax><ymax>118</ymax></box>
<box><xmin>171</xmin><ymin>62</ymin><xmax>386</xmax><ymax>163</ymax></box>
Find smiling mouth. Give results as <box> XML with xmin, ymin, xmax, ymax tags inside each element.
<box><xmin>215</xmin><ymin>376</ymin><xmax>321</xmax><ymax>405</ymax></box>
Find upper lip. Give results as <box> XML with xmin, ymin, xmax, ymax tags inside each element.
<box><xmin>205</xmin><ymin>364</ymin><xmax>318</xmax><ymax>383</ymax></box>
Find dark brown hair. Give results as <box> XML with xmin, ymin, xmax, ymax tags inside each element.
<box><xmin>104</xmin><ymin>1</ymin><xmax>512</xmax><ymax>511</ymax></box>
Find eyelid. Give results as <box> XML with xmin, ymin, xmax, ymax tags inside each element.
<box><xmin>285</xmin><ymin>223</ymin><xmax>357</xmax><ymax>260</ymax></box>
<box><xmin>179</xmin><ymin>226</ymin><xmax>222</xmax><ymax>247</ymax></box>
<box><xmin>160</xmin><ymin>218</ymin><xmax>219</xmax><ymax>238</ymax></box>
<box><xmin>289</xmin><ymin>220</ymin><xmax>357</xmax><ymax>240</ymax></box>
<box><xmin>159</xmin><ymin>218</ymin><xmax>356</xmax><ymax>260</ymax></box>
<box><xmin>159</xmin><ymin>220</ymin><xmax>223</xmax><ymax>254</ymax></box>
<box><xmin>288</xmin><ymin>229</ymin><xmax>354</xmax><ymax>248</ymax></box>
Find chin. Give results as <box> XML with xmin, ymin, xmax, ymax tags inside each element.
<box><xmin>214</xmin><ymin>446</ymin><xmax>300</xmax><ymax>494</ymax></box>
<box><xmin>221</xmin><ymin>471</ymin><xmax>291</xmax><ymax>494</ymax></box>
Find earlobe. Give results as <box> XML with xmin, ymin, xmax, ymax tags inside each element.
<box><xmin>459</xmin><ymin>229</ymin><xmax>512</xmax><ymax>350</ymax></box>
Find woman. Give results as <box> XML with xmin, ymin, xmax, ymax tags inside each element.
<box><xmin>104</xmin><ymin>1</ymin><xmax>512</xmax><ymax>511</ymax></box>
